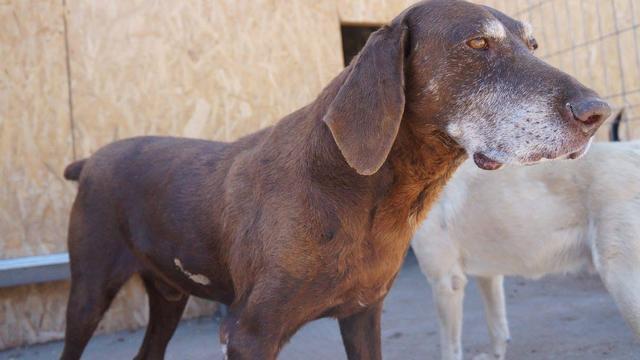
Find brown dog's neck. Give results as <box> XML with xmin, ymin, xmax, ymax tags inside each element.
<box><xmin>297</xmin><ymin>70</ymin><xmax>466</xmax><ymax>229</ymax></box>
<box><xmin>384</xmin><ymin>119</ymin><xmax>467</xmax><ymax>226</ymax></box>
<box><xmin>260</xmin><ymin>63</ymin><xmax>465</xmax><ymax>229</ymax></box>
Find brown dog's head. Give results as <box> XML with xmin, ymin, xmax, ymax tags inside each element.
<box><xmin>324</xmin><ymin>0</ymin><xmax>609</xmax><ymax>174</ymax></box>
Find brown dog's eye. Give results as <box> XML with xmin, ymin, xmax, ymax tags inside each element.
<box><xmin>467</xmin><ymin>37</ymin><xmax>489</xmax><ymax>50</ymax></box>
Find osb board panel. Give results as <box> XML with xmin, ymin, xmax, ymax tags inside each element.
<box><xmin>338</xmin><ymin>0</ymin><xmax>536</xmax><ymax>25</ymax></box>
<box><xmin>0</xmin><ymin>0</ymin><xmax>75</xmax><ymax>259</ymax></box>
<box><xmin>0</xmin><ymin>277</ymin><xmax>217</xmax><ymax>350</ymax></box>
<box><xmin>65</xmin><ymin>0</ymin><xmax>344</xmax><ymax>157</ymax></box>
<box><xmin>339</xmin><ymin>0</ymin><xmax>419</xmax><ymax>24</ymax></box>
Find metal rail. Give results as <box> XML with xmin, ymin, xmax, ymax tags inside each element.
<box><xmin>0</xmin><ymin>253</ymin><xmax>70</xmax><ymax>288</ymax></box>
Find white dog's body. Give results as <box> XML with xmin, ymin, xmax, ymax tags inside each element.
<box><xmin>412</xmin><ymin>141</ymin><xmax>640</xmax><ymax>360</ymax></box>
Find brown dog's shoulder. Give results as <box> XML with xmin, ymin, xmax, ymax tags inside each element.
<box><xmin>63</xmin><ymin>159</ymin><xmax>87</xmax><ymax>181</ymax></box>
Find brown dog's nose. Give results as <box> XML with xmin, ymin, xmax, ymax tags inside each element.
<box><xmin>567</xmin><ymin>99</ymin><xmax>611</xmax><ymax>133</ymax></box>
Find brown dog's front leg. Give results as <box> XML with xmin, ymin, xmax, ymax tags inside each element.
<box><xmin>222</xmin><ymin>307</ymin><xmax>281</xmax><ymax>360</ymax></box>
<box><xmin>338</xmin><ymin>301</ymin><xmax>384</xmax><ymax>360</ymax></box>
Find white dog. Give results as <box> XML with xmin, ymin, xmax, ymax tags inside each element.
<box><xmin>411</xmin><ymin>141</ymin><xmax>640</xmax><ymax>360</ymax></box>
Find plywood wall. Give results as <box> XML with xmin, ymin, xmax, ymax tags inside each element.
<box><xmin>65</xmin><ymin>0</ymin><xmax>343</xmax><ymax>156</ymax></box>
<box><xmin>1</xmin><ymin>0</ymin><xmax>638</xmax><ymax>350</ymax></box>
<box><xmin>0</xmin><ymin>0</ymin><xmax>74</xmax><ymax>259</ymax></box>
<box><xmin>0</xmin><ymin>0</ymin><xmax>75</xmax><ymax>349</ymax></box>
<box><xmin>338</xmin><ymin>0</ymin><xmax>418</xmax><ymax>23</ymax></box>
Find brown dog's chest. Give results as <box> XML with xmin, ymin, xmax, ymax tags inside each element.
<box><xmin>325</xmin><ymin>159</ymin><xmax>462</xmax><ymax>317</ymax></box>
<box><xmin>331</xmin><ymin>248</ymin><xmax>408</xmax><ymax>317</ymax></box>
<box><xmin>323</xmin><ymin>203</ymin><xmax>425</xmax><ymax>318</ymax></box>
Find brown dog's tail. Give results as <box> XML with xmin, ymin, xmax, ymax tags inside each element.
<box><xmin>64</xmin><ymin>159</ymin><xmax>87</xmax><ymax>181</ymax></box>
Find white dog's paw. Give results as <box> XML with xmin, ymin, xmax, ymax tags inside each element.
<box><xmin>472</xmin><ymin>353</ymin><xmax>503</xmax><ymax>360</ymax></box>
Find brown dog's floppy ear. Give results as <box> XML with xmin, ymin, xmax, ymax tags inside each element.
<box><xmin>323</xmin><ymin>23</ymin><xmax>408</xmax><ymax>175</ymax></box>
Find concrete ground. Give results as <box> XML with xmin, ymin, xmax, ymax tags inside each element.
<box><xmin>2</xmin><ymin>252</ymin><xmax>638</xmax><ymax>360</ymax></box>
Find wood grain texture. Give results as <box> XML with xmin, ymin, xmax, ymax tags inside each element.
<box><xmin>338</xmin><ymin>0</ymin><xmax>419</xmax><ymax>24</ymax></box>
<box><xmin>65</xmin><ymin>0</ymin><xmax>343</xmax><ymax>156</ymax></box>
<box><xmin>0</xmin><ymin>0</ymin><xmax>74</xmax><ymax>259</ymax></box>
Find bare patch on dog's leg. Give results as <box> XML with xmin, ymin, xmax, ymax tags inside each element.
<box><xmin>173</xmin><ymin>258</ymin><xmax>211</xmax><ymax>285</ymax></box>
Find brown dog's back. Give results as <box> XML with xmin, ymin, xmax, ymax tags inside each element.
<box><xmin>65</xmin><ymin>136</ymin><xmax>243</xmax><ymax>301</ymax></box>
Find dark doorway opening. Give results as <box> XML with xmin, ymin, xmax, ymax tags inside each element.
<box><xmin>340</xmin><ymin>24</ymin><xmax>382</xmax><ymax>67</ymax></box>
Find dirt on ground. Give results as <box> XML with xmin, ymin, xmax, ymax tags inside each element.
<box><xmin>2</xmin><ymin>252</ymin><xmax>638</xmax><ymax>360</ymax></box>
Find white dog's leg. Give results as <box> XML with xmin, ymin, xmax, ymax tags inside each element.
<box><xmin>593</xmin><ymin>241</ymin><xmax>640</xmax><ymax>337</ymax></box>
<box><xmin>600</xmin><ymin>268</ymin><xmax>640</xmax><ymax>337</ymax></box>
<box><xmin>431</xmin><ymin>271</ymin><xmax>467</xmax><ymax>360</ymax></box>
<box><xmin>474</xmin><ymin>276</ymin><xmax>510</xmax><ymax>360</ymax></box>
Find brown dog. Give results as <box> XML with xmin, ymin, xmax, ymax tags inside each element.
<box><xmin>60</xmin><ymin>1</ymin><xmax>609</xmax><ymax>359</ymax></box>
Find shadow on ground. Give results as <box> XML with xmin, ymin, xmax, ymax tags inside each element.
<box><xmin>2</xmin><ymin>252</ymin><xmax>638</xmax><ymax>359</ymax></box>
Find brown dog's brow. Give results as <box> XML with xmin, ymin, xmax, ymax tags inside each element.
<box><xmin>487</xmin><ymin>18</ymin><xmax>538</xmax><ymax>50</ymax></box>
<box><xmin>481</xmin><ymin>6</ymin><xmax>536</xmax><ymax>49</ymax></box>
<box><xmin>519</xmin><ymin>21</ymin><xmax>539</xmax><ymax>51</ymax></box>
<box><xmin>480</xmin><ymin>19</ymin><xmax>507</xmax><ymax>40</ymax></box>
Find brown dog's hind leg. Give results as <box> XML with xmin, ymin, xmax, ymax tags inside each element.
<box><xmin>133</xmin><ymin>276</ymin><xmax>188</xmax><ymax>360</ymax></box>
<box><xmin>60</xmin><ymin>251</ymin><xmax>134</xmax><ymax>360</ymax></box>
<box><xmin>338</xmin><ymin>301</ymin><xmax>384</xmax><ymax>360</ymax></box>
<box><xmin>60</xmin><ymin>202</ymin><xmax>136</xmax><ymax>360</ymax></box>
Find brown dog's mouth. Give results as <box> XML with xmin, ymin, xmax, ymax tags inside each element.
<box><xmin>473</xmin><ymin>152</ymin><xmax>504</xmax><ymax>170</ymax></box>
<box><xmin>564</xmin><ymin>137</ymin><xmax>594</xmax><ymax>160</ymax></box>
<box><xmin>567</xmin><ymin>149</ymin><xmax>584</xmax><ymax>159</ymax></box>
<box><xmin>473</xmin><ymin>137</ymin><xmax>593</xmax><ymax>170</ymax></box>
